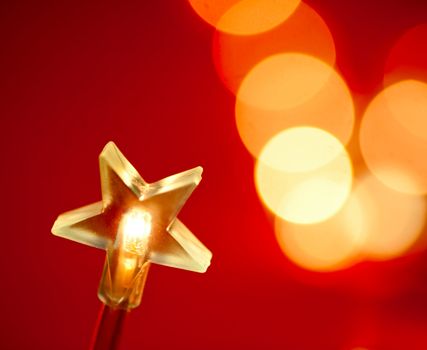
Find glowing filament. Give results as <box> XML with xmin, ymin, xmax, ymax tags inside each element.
<box><xmin>120</xmin><ymin>209</ymin><xmax>152</xmax><ymax>255</ymax></box>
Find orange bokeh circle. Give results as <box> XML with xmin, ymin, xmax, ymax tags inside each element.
<box><xmin>360</xmin><ymin>79</ymin><xmax>427</xmax><ymax>194</ymax></box>
<box><xmin>188</xmin><ymin>0</ymin><xmax>300</xmax><ymax>36</ymax></box>
<box><xmin>213</xmin><ymin>2</ymin><xmax>335</xmax><ymax>94</ymax></box>
<box><xmin>274</xmin><ymin>197</ymin><xmax>365</xmax><ymax>272</ymax></box>
<box><xmin>274</xmin><ymin>172</ymin><xmax>426</xmax><ymax>271</ymax></box>
<box><xmin>353</xmin><ymin>173</ymin><xmax>426</xmax><ymax>260</ymax></box>
<box><xmin>236</xmin><ymin>53</ymin><xmax>354</xmax><ymax>158</ymax></box>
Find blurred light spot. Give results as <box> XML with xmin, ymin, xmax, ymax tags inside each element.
<box><xmin>238</xmin><ymin>54</ymin><xmax>331</xmax><ymax>110</ymax></box>
<box><xmin>213</xmin><ymin>2</ymin><xmax>335</xmax><ymax>94</ymax></box>
<box><xmin>360</xmin><ymin>80</ymin><xmax>427</xmax><ymax>194</ymax></box>
<box><xmin>384</xmin><ymin>24</ymin><xmax>427</xmax><ymax>86</ymax></box>
<box><xmin>274</xmin><ymin>171</ymin><xmax>426</xmax><ymax>271</ymax></box>
<box><xmin>236</xmin><ymin>53</ymin><xmax>354</xmax><ymax>157</ymax></box>
<box><xmin>353</xmin><ymin>174</ymin><xmax>426</xmax><ymax>260</ymax></box>
<box><xmin>274</xmin><ymin>191</ymin><xmax>365</xmax><ymax>272</ymax></box>
<box><xmin>255</xmin><ymin>127</ymin><xmax>352</xmax><ymax>224</ymax></box>
<box><xmin>188</xmin><ymin>0</ymin><xmax>300</xmax><ymax>35</ymax></box>
<box><xmin>187</xmin><ymin>0</ymin><xmax>239</xmax><ymax>29</ymax></box>
<box><xmin>217</xmin><ymin>0</ymin><xmax>300</xmax><ymax>36</ymax></box>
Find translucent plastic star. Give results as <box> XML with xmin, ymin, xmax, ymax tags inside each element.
<box><xmin>52</xmin><ymin>142</ymin><xmax>212</xmax><ymax>309</ymax></box>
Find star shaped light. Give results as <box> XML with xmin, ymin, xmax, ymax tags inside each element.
<box><xmin>52</xmin><ymin>142</ymin><xmax>212</xmax><ymax>309</ymax></box>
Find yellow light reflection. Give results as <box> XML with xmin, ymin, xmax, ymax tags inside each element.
<box><xmin>255</xmin><ymin>127</ymin><xmax>353</xmax><ymax>224</ymax></box>
<box><xmin>236</xmin><ymin>53</ymin><xmax>354</xmax><ymax>157</ymax></box>
<box><xmin>188</xmin><ymin>0</ymin><xmax>300</xmax><ymax>36</ymax></box>
<box><xmin>213</xmin><ymin>2</ymin><xmax>336</xmax><ymax>94</ymax></box>
<box><xmin>354</xmin><ymin>174</ymin><xmax>426</xmax><ymax>260</ymax></box>
<box><xmin>360</xmin><ymin>80</ymin><xmax>427</xmax><ymax>194</ymax></box>
<box><xmin>274</xmin><ymin>193</ymin><xmax>365</xmax><ymax>272</ymax></box>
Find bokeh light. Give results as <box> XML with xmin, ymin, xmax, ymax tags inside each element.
<box><xmin>353</xmin><ymin>173</ymin><xmax>426</xmax><ymax>260</ymax></box>
<box><xmin>255</xmin><ymin>127</ymin><xmax>353</xmax><ymax>224</ymax></box>
<box><xmin>188</xmin><ymin>0</ymin><xmax>300</xmax><ymax>36</ymax></box>
<box><xmin>213</xmin><ymin>2</ymin><xmax>336</xmax><ymax>94</ymax></box>
<box><xmin>274</xmin><ymin>194</ymin><xmax>365</xmax><ymax>272</ymax></box>
<box><xmin>188</xmin><ymin>0</ymin><xmax>240</xmax><ymax>29</ymax></box>
<box><xmin>236</xmin><ymin>53</ymin><xmax>354</xmax><ymax>157</ymax></box>
<box><xmin>360</xmin><ymin>79</ymin><xmax>427</xmax><ymax>194</ymax></box>
<box><xmin>384</xmin><ymin>24</ymin><xmax>427</xmax><ymax>86</ymax></box>
<box><xmin>273</xmin><ymin>171</ymin><xmax>426</xmax><ymax>271</ymax></box>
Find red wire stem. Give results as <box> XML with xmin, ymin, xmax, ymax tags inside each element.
<box><xmin>89</xmin><ymin>303</ymin><xmax>127</xmax><ymax>350</ymax></box>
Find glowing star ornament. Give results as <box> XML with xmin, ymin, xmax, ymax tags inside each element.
<box><xmin>52</xmin><ymin>142</ymin><xmax>212</xmax><ymax>311</ymax></box>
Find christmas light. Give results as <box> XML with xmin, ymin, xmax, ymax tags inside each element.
<box><xmin>52</xmin><ymin>141</ymin><xmax>212</xmax><ymax>348</ymax></box>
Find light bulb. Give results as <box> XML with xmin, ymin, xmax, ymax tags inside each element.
<box><xmin>119</xmin><ymin>209</ymin><xmax>152</xmax><ymax>255</ymax></box>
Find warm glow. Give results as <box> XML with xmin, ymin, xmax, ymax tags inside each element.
<box><xmin>274</xmin><ymin>171</ymin><xmax>426</xmax><ymax>270</ymax></box>
<box><xmin>120</xmin><ymin>209</ymin><xmax>152</xmax><ymax>255</ymax></box>
<box><xmin>239</xmin><ymin>54</ymin><xmax>331</xmax><ymax>111</ymax></box>
<box><xmin>255</xmin><ymin>127</ymin><xmax>352</xmax><ymax>224</ymax></box>
<box><xmin>123</xmin><ymin>257</ymin><xmax>137</xmax><ymax>271</ymax></box>
<box><xmin>274</xmin><ymin>195</ymin><xmax>365</xmax><ymax>271</ymax></box>
<box><xmin>188</xmin><ymin>0</ymin><xmax>239</xmax><ymax>29</ymax></box>
<box><xmin>51</xmin><ymin>141</ymin><xmax>211</xmax><ymax>310</ymax></box>
<box><xmin>360</xmin><ymin>80</ymin><xmax>427</xmax><ymax>194</ymax></box>
<box><xmin>353</xmin><ymin>174</ymin><xmax>426</xmax><ymax>260</ymax></box>
<box><xmin>217</xmin><ymin>0</ymin><xmax>300</xmax><ymax>36</ymax></box>
<box><xmin>384</xmin><ymin>24</ymin><xmax>427</xmax><ymax>86</ymax></box>
<box><xmin>236</xmin><ymin>53</ymin><xmax>354</xmax><ymax>157</ymax></box>
<box><xmin>213</xmin><ymin>2</ymin><xmax>336</xmax><ymax>94</ymax></box>
<box><xmin>188</xmin><ymin>0</ymin><xmax>300</xmax><ymax>36</ymax></box>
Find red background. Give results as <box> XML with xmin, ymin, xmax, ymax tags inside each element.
<box><xmin>2</xmin><ymin>1</ymin><xmax>427</xmax><ymax>349</ymax></box>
